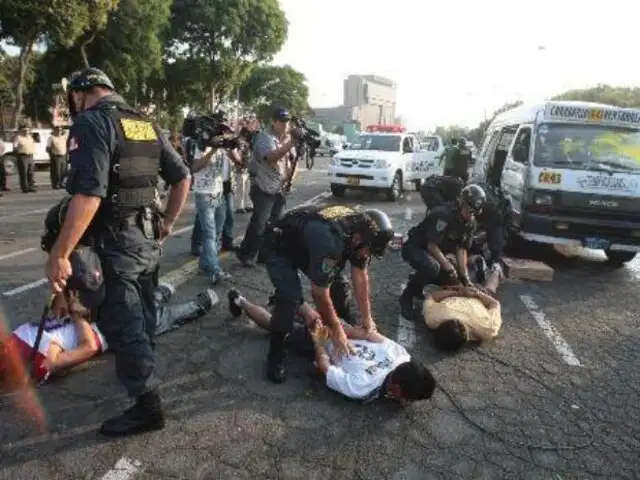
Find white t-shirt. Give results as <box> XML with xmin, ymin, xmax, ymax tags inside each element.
<box><xmin>13</xmin><ymin>319</ymin><xmax>108</xmax><ymax>356</ymax></box>
<box><xmin>324</xmin><ymin>338</ymin><xmax>411</xmax><ymax>401</ymax></box>
<box><xmin>192</xmin><ymin>147</ymin><xmax>225</xmax><ymax>195</ymax></box>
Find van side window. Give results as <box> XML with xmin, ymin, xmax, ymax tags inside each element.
<box><xmin>511</xmin><ymin>128</ymin><xmax>532</xmax><ymax>164</ymax></box>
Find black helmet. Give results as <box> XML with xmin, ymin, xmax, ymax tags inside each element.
<box><xmin>41</xmin><ymin>196</ymin><xmax>72</xmax><ymax>252</ymax></box>
<box><xmin>359</xmin><ymin>209</ymin><xmax>394</xmax><ymax>258</ymax></box>
<box><xmin>459</xmin><ymin>184</ymin><xmax>486</xmax><ymax>215</ymax></box>
<box><xmin>66</xmin><ymin>67</ymin><xmax>115</xmax><ymax>92</ymax></box>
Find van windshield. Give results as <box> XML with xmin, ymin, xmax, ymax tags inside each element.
<box><xmin>348</xmin><ymin>134</ymin><xmax>400</xmax><ymax>152</ymax></box>
<box><xmin>533</xmin><ymin>123</ymin><xmax>640</xmax><ymax>172</ymax></box>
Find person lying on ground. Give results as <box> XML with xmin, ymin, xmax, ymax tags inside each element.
<box><xmin>423</xmin><ymin>262</ymin><xmax>504</xmax><ymax>352</ymax></box>
<box><xmin>1</xmin><ymin>284</ymin><xmax>218</xmax><ymax>387</ymax></box>
<box><xmin>227</xmin><ymin>289</ymin><xmax>436</xmax><ymax>404</ymax></box>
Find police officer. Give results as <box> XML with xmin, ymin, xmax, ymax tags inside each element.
<box><xmin>440</xmin><ymin>138</ymin><xmax>458</xmax><ymax>176</ymax></box>
<box><xmin>450</xmin><ymin>137</ymin><xmax>472</xmax><ymax>182</ymax></box>
<box><xmin>419</xmin><ymin>174</ymin><xmax>465</xmax><ymax>212</ymax></box>
<box><xmin>44</xmin><ymin>68</ymin><xmax>191</xmax><ymax>436</ymax></box>
<box><xmin>263</xmin><ymin>206</ymin><xmax>394</xmax><ymax>383</ymax></box>
<box><xmin>470</xmin><ymin>182</ymin><xmax>511</xmax><ymax>269</ymax></box>
<box><xmin>399</xmin><ymin>185</ymin><xmax>486</xmax><ymax>320</ymax></box>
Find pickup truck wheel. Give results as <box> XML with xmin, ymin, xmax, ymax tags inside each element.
<box><xmin>330</xmin><ymin>184</ymin><xmax>346</xmax><ymax>198</ymax></box>
<box><xmin>604</xmin><ymin>250</ymin><xmax>636</xmax><ymax>267</ymax></box>
<box><xmin>386</xmin><ymin>172</ymin><xmax>402</xmax><ymax>201</ymax></box>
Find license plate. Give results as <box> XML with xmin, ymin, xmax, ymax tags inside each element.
<box><xmin>347</xmin><ymin>177</ymin><xmax>360</xmax><ymax>185</ymax></box>
<box><xmin>582</xmin><ymin>237</ymin><xmax>611</xmax><ymax>250</ymax></box>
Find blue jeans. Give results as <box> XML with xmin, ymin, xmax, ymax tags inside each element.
<box><xmin>194</xmin><ymin>192</ymin><xmax>226</xmax><ymax>274</ymax></box>
<box><xmin>221</xmin><ymin>189</ymin><xmax>234</xmax><ymax>247</ymax></box>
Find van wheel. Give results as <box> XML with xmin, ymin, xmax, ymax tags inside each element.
<box><xmin>386</xmin><ymin>172</ymin><xmax>402</xmax><ymax>201</ymax></box>
<box><xmin>330</xmin><ymin>184</ymin><xmax>346</xmax><ymax>198</ymax></box>
<box><xmin>604</xmin><ymin>250</ymin><xmax>636</xmax><ymax>267</ymax></box>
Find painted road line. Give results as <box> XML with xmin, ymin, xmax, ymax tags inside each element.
<box><xmin>519</xmin><ymin>294</ymin><xmax>581</xmax><ymax>366</ymax></box>
<box><xmin>404</xmin><ymin>207</ymin><xmax>414</xmax><ymax>221</ymax></box>
<box><xmin>3</xmin><ymin>278</ymin><xmax>48</xmax><ymax>297</ymax></box>
<box><xmin>100</xmin><ymin>458</ymin><xmax>143</xmax><ymax>480</ymax></box>
<box><xmin>299</xmin><ymin>191</ymin><xmax>330</xmax><ymax>207</ymax></box>
<box><xmin>396</xmin><ymin>284</ymin><xmax>417</xmax><ymax>349</ymax></box>
<box><xmin>0</xmin><ymin>208</ymin><xmax>50</xmax><ymax>222</ymax></box>
<box><xmin>0</xmin><ymin>248</ymin><xmax>37</xmax><ymax>262</ymax></box>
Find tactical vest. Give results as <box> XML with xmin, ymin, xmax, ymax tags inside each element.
<box><xmin>452</xmin><ymin>147</ymin><xmax>472</xmax><ymax>173</ymax></box>
<box><xmin>272</xmin><ymin>205</ymin><xmax>355</xmax><ymax>272</ymax></box>
<box><xmin>103</xmin><ymin>104</ymin><xmax>161</xmax><ymax>217</ymax></box>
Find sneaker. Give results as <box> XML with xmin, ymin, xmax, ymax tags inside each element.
<box><xmin>212</xmin><ymin>270</ymin><xmax>232</xmax><ymax>285</ymax></box>
<box><xmin>154</xmin><ymin>283</ymin><xmax>175</xmax><ymax>305</ymax></box>
<box><xmin>227</xmin><ymin>289</ymin><xmax>243</xmax><ymax>317</ymax></box>
<box><xmin>491</xmin><ymin>262</ymin><xmax>505</xmax><ymax>281</ymax></box>
<box><xmin>195</xmin><ymin>288</ymin><xmax>219</xmax><ymax>314</ymax></box>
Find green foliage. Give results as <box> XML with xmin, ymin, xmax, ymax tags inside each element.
<box><xmin>552</xmin><ymin>84</ymin><xmax>640</xmax><ymax>108</ymax></box>
<box><xmin>239</xmin><ymin>65</ymin><xmax>311</xmax><ymax>121</ymax></box>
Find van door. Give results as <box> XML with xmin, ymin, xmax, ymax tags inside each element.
<box><xmin>501</xmin><ymin>125</ymin><xmax>531</xmax><ymax>218</ymax></box>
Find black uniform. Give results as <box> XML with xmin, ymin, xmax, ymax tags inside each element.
<box><xmin>263</xmin><ymin>205</ymin><xmax>369</xmax><ymax>382</ymax></box>
<box><xmin>471</xmin><ymin>182</ymin><xmax>510</xmax><ymax>266</ymax></box>
<box><xmin>399</xmin><ymin>204</ymin><xmax>476</xmax><ymax>318</ymax></box>
<box><xmin>451</xmin><ymin>144</ymin><xmax>472</xmax><ymax>182</ymax></box>
<box><xmin>66</xmin><ymin>89</ymin><xmax>188</xmax><ymax>433</ymax></box>
<box><xmin>419</xmin><ymin>174</ymin><xmax>465</xmax><ymax>210</ymax></box>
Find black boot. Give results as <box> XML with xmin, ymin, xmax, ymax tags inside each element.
<box><xmin>99</xmin><ymin>390</ymin><xmax>165</xmax><ymax>437</ymax></box>
<box><xmin>399</xmin><ymin>273</ymin><xmax>423</xmax><ymax>320</ymax></box>
<box><xmin>266</xmin><ymin>333</ymin><xmax>287</xmax><ymax>384</ymax></box>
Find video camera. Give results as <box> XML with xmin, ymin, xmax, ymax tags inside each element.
<box><xmin>181</xmin><ymin>111</ymin><xmax>242</xmax><ymax>151</ymax></box>
<box><xmin>291</xmin><ymin>116</ymin><xmax>321</xmax><ymax>151</ymax></box>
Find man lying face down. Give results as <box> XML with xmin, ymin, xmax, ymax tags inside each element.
<box><xmin>227</xmin><ymin>289</ymin><xmax>436</xmax><ymax>404</ymax></box>
<box><xmin>423</xmin><ymin>262</ymin><xmax>504</xmax><ymax>352</ymax></box>
<box><xmin>1</xmin><ymin>248</ymin><xmax>218</xmax><ymax>388</ymax></box>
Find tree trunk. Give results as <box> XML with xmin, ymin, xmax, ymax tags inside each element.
<box><xmin>79</xmin><ymin>32</ymin><xmax>96</xmax><ymax>68</ymax></box>
<box><xmin>13</xmin><ymin>39</ymin><xmax>35</xmax><ymax>128</ymax></box>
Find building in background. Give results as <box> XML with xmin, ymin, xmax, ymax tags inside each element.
<box><xmin>310</xmin><ymin>74</ymin><xmax>398</xmax><ymax>133</ymax></box>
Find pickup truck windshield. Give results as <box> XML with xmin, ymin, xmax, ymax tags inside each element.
<box><xmin>348</xmin><ymin>134</ymin><xmax>401</xmax><ymax>152</ymax></box>
<box><xmin>533</xmin><ymin>123</ymin><xmax>640</xmax><ymax>172</ymax></box>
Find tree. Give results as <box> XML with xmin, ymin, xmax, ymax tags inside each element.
<box><xmin>0</xmin><ymin>0</ymin><xmax>111</xmax><ymax>126</ymax></box>
<box><xmin>239</xmin><ymin>64</ymin><xmax>311</xmax><ymax>121</ymax></box>
<box><xmin>552</xmin><ymin>84</ymin><xmax>640</xmax><ymax>108</ymax></box>
<box><xmin>168</xmin><ymin>0</ymin><xmax>288</xmax><ymax>109</ymax></box>
<box><xmin>74</xmin><ymin>0</ymin><xmax>120</xmax><ymax>67</ymax></box>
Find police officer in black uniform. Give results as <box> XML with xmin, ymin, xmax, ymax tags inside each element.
<box><xmin>263</xmin><ymin>206</ymin><xmax>394</xmax><ymax>383</ymax></box>
<box><xmin>419</xmin><ymin>174</ymin><xmax>465</xmax><ymax>212</ymax></box>
<box><xmin>399</xmin><ymin>185</ymin><xmax>486</xmax><ymax>319</ymax></box>
<box><xmin>44</xmin><ymin>68</ymin><xmax>191</xmax><ymax>437</ymax></box>
<box><xmin>451</xmin><ymin>137</ymin><xmax>473</xmax><ymax>182</ymax></box>
<box><xmin>469</xmin><ymin>181</ymin><xmax>511</xmax><ymax>269</ymax></box>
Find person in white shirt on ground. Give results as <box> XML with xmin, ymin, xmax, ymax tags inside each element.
<box><xmin>423</xmin><ymin>263</ymin><xmax>504</xmax><ymax>352</ymax></box>
<box><xmin>227</xmin><ymin>289</ymin><xmax>436</xmax><ymax>404</ymax></box>
<box><xmin>1</xmin><ymin>284</ymin><xmax>218</xmax><ymax>389</ymax></box>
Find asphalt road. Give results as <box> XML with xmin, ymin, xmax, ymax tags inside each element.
<box><xmin>1</xmin><ymin>160</ymin><xmax>639</xmax><ymax>480</ymax></box>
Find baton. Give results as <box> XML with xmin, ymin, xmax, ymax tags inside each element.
<box><xmin>29</xmin><ymin>294</ymin><xmax>56</xmax><ymax>379</ymax></box>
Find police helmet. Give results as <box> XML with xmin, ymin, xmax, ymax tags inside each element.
<box><xmin>67</xmin><ymin>67</ymin><xmax>115</xmax><ymax>92</ymax></box>
<box><xmin>358</xmin><ymin>209</ymin><xmax>394</xmax><ymax>258</ymax></box>
<box><xmin>459</xmin><ymin>184</ymin><xmax>486</xmax><ymax>215</ymax></box>
<box><xmin>41</xmin><ymin>196</ymin><xmax>72</xmax><ymax>252</ymax></box>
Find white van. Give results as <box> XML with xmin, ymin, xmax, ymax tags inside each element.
<box><xmin>328</xmin><ymin>125</ymin><xmax>439</xmax><ymax>201</ymax></box>
<box><xmin>472</xmin><ymin>100</ymin><xmax>640</xmax><ymax>266</ymax></box>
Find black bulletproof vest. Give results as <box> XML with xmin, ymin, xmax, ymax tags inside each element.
<box><xmin>274</xmin><ymin>205</ymin><xmax>354</xmax><ymax>271</ymax></box>
<box><xmin>453</xmin><ymin>147</ymin><xmax>472</xmax><ymax>173</ymax></box>
<box><xmin>104</xmin><ymin>105</ymin><xmax>161</xmax><ymax>216</ymax></box>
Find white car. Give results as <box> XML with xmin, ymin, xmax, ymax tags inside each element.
<box><xmin>328</xmin><ymin>126</ymin><xmax>444</xmax><ymax>201</ymax></box>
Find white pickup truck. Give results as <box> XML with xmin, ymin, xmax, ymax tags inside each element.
<box><xmin>328</xmin><ymin>126</ymin><xmax>445</xmax><ymax>201</ymax></box>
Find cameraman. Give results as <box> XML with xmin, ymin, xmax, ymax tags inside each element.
<box><xmin>236</xmin><ymin>107</ymin><xmax>302</xmax><ymax>267</ymax></box>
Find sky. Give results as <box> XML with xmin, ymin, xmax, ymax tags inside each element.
<box><xmin>272</xmin><ymin>0</ymin><xmax>640</xmax><ymax>130</ymax></box>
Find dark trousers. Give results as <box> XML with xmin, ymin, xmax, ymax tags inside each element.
<box><xmin>50</xmin><ymin>154</ymin><xmax>66</xmax><ymax>189</ymax></box>
<box><xmin>266</xmin><ymin>251</ymin><xmax>356</xmax><ymax>334</ymax></box>
<box><xmin>96</xmin><ymin>226</ymin><xmax>161</xmax><ymax>398</ymax></box>
<box><xmin>221</xmin><ymin>183</ymin><xmax>234</xmax><ymax>248</ymax></box>
<box><xmin>191</xmin><ymin>212</ymin><xmax>202</xmax><ymax>254</ymax></box>
<box><xmin>238</xmin><ymin>185</ymin><xmax>286</xmax><ymax>260</ymax></box>
<box><xmin>401</xmin><ymin>240</ymin><xmax>443</xmax><ymax>294</ymax></box>
<box><xmin>16</xmin><ymin>154</ymin><xmax>35</xmax><ymax>192</ymax></box>
<box><xmin>0</xmin><ymin>160</ymin><xmax>6</xmax><ymax>190</ymax></box>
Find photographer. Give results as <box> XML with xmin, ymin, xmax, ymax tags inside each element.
<box><xmin>191</xmin><ymin>141</ymin><xmax>233</xmax><ymax>284</ymax></box>
<box><xmin>236</xmin><ymin>107</ymin><xmax>303</xmax><ymax>267</ymax></box>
